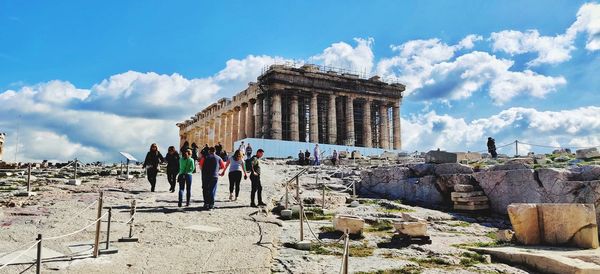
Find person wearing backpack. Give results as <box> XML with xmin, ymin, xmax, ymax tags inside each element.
<box><xmin>199</xmin><ymin>147</ymin><xmax>225</xmax><ymax>210</ymax></box>
<box><xmin>246</xmin><ymin>149</ymin><xmax>265</xmax><ymax>207</ymax></box>
<box><xmin>245</xmin><ymin>143</ymin><xmax>253</xmax><ymax>160</ymax></box>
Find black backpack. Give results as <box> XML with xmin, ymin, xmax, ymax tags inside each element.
<box><xmin>245</xmin><ymin>156</ymin><xmax>255</xmax><ymax>172</ymax></box>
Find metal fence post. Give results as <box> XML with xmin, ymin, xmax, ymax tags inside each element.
<box><xmin>299</xmin><ymin>201</ymin><xmax>304</xmax><ymax>241</ymax></box>
<box><xmin>105</xmin><ymin>207</ymin><xmax>112</xmax><ymax>250</ymax></box>
<box><xmin>93</xmin><ymin>192</ymin><xmax>103</xmax><ymax>257</ymax></box>
<box><xmin>36</xmin><ymin>234</ymin><xmax>42</xmax><ymax>274</ymax></box>
<box><xmin>27</xmin><ymin>164</ymin><xmax>31</xmax><ymax>193</ymax></box>
<box><xmin>285</xmin><ymin>181</ymin><xmax>289</xmax><ymax>209</ymax></box>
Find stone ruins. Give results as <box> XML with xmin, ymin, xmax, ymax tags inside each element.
<box><xmin>0</xmin><ymin>133</ymin><xmax>5</xmax><ymax>161</ymax></box>
<box><xmin>177</xmin><ymin>64</ymin><xmax>405</xmax><ymax>152</ymax></box>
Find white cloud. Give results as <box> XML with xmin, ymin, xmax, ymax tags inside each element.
<box><xmin>376</xmin><ymin>39</ymin><xmax>567</xmax><ymax>104</ymax></box>
<box><xmin>490</xmin><ymin>30</ymin><xmax>574</xmax><ymax>66</ymax></box>
<box><xmin>310</xmin><ymin>38</ymin><xmax>374</xmax><ymax>73</ymax></box>
<box><xmin>458</xmin><ymin>34</ymin><xmax>483</xmax><ymax>49</ymax></box>
<box><xmin>490</xmin><ymin>2</ymin><xmax>600</xmax><ymax>66</ymax></box>
<box><xmin>568</xmin><ymin>2</ymin><xmax>600</xmax><ymax>51</ymax></box>
<box><xmin>402</xmin><ymin>106</ymin><xmax>600</xmax><ymax>153</ymax></box>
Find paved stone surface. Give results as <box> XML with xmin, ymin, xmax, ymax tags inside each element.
<box><xmin>0</xmin><ymin>161</ymin><xmax>287</xmax><ymax>273</ymax></box>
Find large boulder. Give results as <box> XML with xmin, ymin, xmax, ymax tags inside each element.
<box><xmin>436</xmin><ymin>174</ymin><xmax>474</xmax><ymax>193</ymax></box>
<box><xmin>473</xmin><ymin>169</ymin><xmax>542</xmax><ymax>214</ymax></box>
<box><xmin>333</xmin><ymin>215</ymin><xmax>365</xmax><ymax>234</ymax></box>
<box><xmin>407</xmin><ymin>163</ymin><xmax>435</xmax><ymax>177</ymax></box>
<box><xmin>576</xmin><ymin>148</ymin><xmax>600</xmax><ymax>159</ymax></box>
<box><xmin>455</xmin><ymin>152</ymin><xmax>482</xmax><ymax>162</ymax></box>
<box><xmin>425</xmin><ymin>150</ymin><xmax>457</xmax><ymax>164</ymax></box>
<box><xmin>488</xmin><ymin>163</ymin><xmax>531</xmax><ymax>171</ymax></box>
<box><xmin>433</xmin><ymin>163</ymin><xmax>473</xmax><ymax>176</ymax></box>
<box><xmin>508</xmin><ymin>204</ymin><xmax>542</xmax><ymax>245</ymax></box>
<box><xmin>508</xmin><ymin>203</ymin><xmax>599</xmax><ymax>249</ymax></box>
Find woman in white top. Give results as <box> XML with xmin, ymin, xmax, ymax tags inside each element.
<box><xmin>220</xmin><ymin>150</ymin><xmax>248</xmax><ymax>201</ymax></box>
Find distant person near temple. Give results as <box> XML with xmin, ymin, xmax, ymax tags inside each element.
<box><xmin>487</xmin><ymin>137</ymin><xmax>498</xmax><ymax>159</ymax></box>
<box><xmin>143</xmin><ymin>143</ymin><xmax>164</xmax><ymax>192</ymax></box>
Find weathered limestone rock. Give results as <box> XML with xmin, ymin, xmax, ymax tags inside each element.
<box><xmin>454</xmin><ymin>184</ymin><xmax>474</xmax><ymax>192</ymax></box>
<box><xmin>407</xmin><ymin>163</ymin><xmax>434</xmax><ymax>177</ymax></box>
<box><xmin>351</xmin><ymin>150</ymin><xmax>362</xmax><ymax>159</ymax></box>
<box><xmin>495</xmin><ymin>229</ymin><xmax>515</xmax><ymax>242</ymax></box>
<box><xmin>455</xmin><ymin>152</ymin><xmax>482</xmax><ymax>162</ymax></box>
<box><xmin>359</xmin><ymin>169</ymin><xmax>444</xmax><ymax>205</ymax></box>
<box><xmin>436</xmin><ymin>174</ymin><xmax>473</xmax><ymax>193</ymax></box>
<box><xmin>280</xmin><ymin>209</ymin><xmax>292</xmax><ymax>219</ymax></box>
<box><xmin>394</xmin><ymin>221</ymin><xmax>428</xmax><ymax>237</ymax></box>
<box><xmin>425</xmin><ymin>150</ymin><xmax>457</xmax><ymax>164</ymax></box>
<box><xmin>474</xmin><ymin>169</ymin><xmax>542</xmax><ymax>214</ymax></box>
<box><xmin>506</xmin><ymin>158</ymin><xmax>535</xmax><ymax>165</ymax></box>
<box><xmin>508</xmin><ymin>203</ymin><xmax>599</xmax><ymax>249</ymax></box>
<box><xmin>488</xmin><ymin>163</ymin><xmax>531</xmax><ymax>171</ymax></box>
<box><xmin>579</xmin><ymin>165</ymin><xmax>600</xmax><ymax>181</ymax></box>
<box><xmin>433</xmin><ymin>163</ymin><xmax>473</xmax><ymax>176</ymax></box>
<box><xmin>538</xmin><ymin>204</ymin><xmax>599</xmax><ymax>249</ymax></box>
<box><xmin>507</xmin><ymin>204</ymin><xmax>541</xmax><ymax>245</ymax></box>
<box><xmin>577</xmin><ymin>148</ymin><xmax>600</xmax><ymax>159</ymax></box>
<box><xmin>333</xmin><ymin>215</ymin><xmax>365</xmax><ymax>234</ymax></box>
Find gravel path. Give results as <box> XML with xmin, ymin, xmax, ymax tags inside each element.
<box><xmin>0</xmin><ymin>161</ymin><xmax>287</xmax><ymax>273</ymax></box>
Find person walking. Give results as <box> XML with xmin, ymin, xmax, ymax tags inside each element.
<box><xmin>313</xmin><ymin>144</ymin><xmax>321</xmax><ymax>165</ymax></box>
<box><xmin>238</xmin><ymin>141</ymin><xmax>246</xmax><ymax>155</ymax></box>
<box><xmin>201</xmin><ymin>144</ymin><xmax>209</xmax><ymax>157</ymax></box>
<box><xmin>304</xmin><ymin>149</ymin><xmax>311</xmax><ymax>165</ymax></box>
<box><xmin>177</xmin><ymin>149</ymin><xmax>195</xmax><ymax>207</ymax></box>
<box><xmin>331</xmin><ymin>149</ymin><xmax>338</xmax><ymax>166</ymax></box>
<box><xmin>199</xmin><ymin>147</ymin><xmax>225</xmax><ymax>210</ymax></box>
<box><xmin>215</xmin><ymin>142</ymin><xmax>223</xmax><ymax>156</ymax></box>
<box><xmin>298</xmin><ymin>150</ymin><xmax>305</xmax><ymax>165</ymax></box>
<box><xmin>191</xmin><ymin>143</ymin><xmax>199</xmax><ymax>173</ymax></box>
<box><xmin>165</xmin><ymin>146</ymin><xmax>180</xmax><ymax>193</ymax></box>
<box><xmin>487</xmin><ymin>137</ymin><xmax>498</xmax><ymax>159</ymax></box>
<box><xmin>247</xmin><ymin>149</ymin><xmax>266</xmax><ymax>207</ymax></box>
<box><xmin>245</xmin><ymin>143</ymin><xmax>253</xmax><ymax>160</ymax></box>
<box><xmin>220</xmin><ymin>150</ymin><xmax>248</xmax><ymax>201</ymax></box>
<box><xmin>143</xmin><ymin>143</ymin><xmax>164</xmax><ymax>192</ymax></box>
<box><xmin>180</xmin><ymin>141</ymin><xmax>190</xmax><ymax>154</ymax></box>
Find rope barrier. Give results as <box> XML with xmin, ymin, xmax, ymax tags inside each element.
<box><xmin>0</xmin><ymin>240</ymin><xmax>41</xmax><ymax>270</ymax></box>
<box><xmin>302</xmin><ymin>209</ymin><xmax>324</xmax><ymax>244</ymax></box>
<box><xmin>46</xmin><ymin>212</ymin><xmax>108</xmax><ymax>240</ymax></box>
<box><xmin>324</xmin><ymin>181</ymin><xmax>355</xmax><ymax>194</ymax></box>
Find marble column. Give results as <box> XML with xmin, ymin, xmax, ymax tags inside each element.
<box><xmin>393</xmin><ymin>102</ymin><xmax>401</xmax><ymax>150</ymax></box>
<box><xmin>345</xmin><ymin>96</ymin><xmax>355</xmax><ymax>146</ymax></box>
<box><xmin>247</xmin><ymin>99</ymin><xmax>255</xmax><ymax>138</ymax></box>
<box><xmin>239</xmin><ymin>103</ymin><xmax>247</xmax><ymax>140</ymax></box>
<box><xmin>220</xmin><ymin>114</ymin><xmax>227</xmax><ymax>149</ymax></box>
<box><xmin>271</xmin><ymin>93</ymin><xmax>282</xmax><ymax>140</ymax></box>
<box><xmin>363</xmin><ymin>99</ymin><xmax>372</xmax><ymax>148</ymax></box>
<box><xmin>328</xmin><ymin>94</ymin><xmax>337</xmax><ymax>144</ymax></box>
<box><xmin>232</xmin><ymin>107</ymin><xmax>240</xmax><ymax>150</ymax></box>
<box><xmin>214</xmin><ymin>118</ymin><xmax>220</xmax><ymax>145</ymax></box>
<box><xmin>224</xmin><ymin>110</ymin><xmax>235</xmax><ymax>152</ymax></box>
<box><xmin>255</xmin><ymin>97</ymin><xmax>263</xmax><ymax>138</ymax></box>
<box><xmin>290</xmin><ymin>95</ymin><xmax>300</xmax><ymax>141</ymax></box>
<box><xmin>379</xmin><ymin>103</ymin><xmax>389</xmax><ymax>149</ymax></box>
<box><xmin>262</xmin><ymin>96</ymin><xmax>270</xmax><ymax>139</ymax></box>
<box><xmin>309</xmin><ymin>93</ymin><xmax>319</xmax><ymax>143</ymax></box>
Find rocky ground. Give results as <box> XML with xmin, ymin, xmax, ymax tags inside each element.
<box><xmin>0</xmin><ymin>157</ymin><xmax>579</xmax><ymax>273</ymax></box>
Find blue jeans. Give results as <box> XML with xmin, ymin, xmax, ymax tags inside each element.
<box><xmin>314</xmin><ymin>156</ymin><xmax>320</xmax><ymax>165</ymax></box>
<box><xmin>202</xmin><ymin>176</ymin><xmax>218</xmax><ymax>207</ymax></box>
<box><xmin>178</xmin><ymin>174</ymin><xmax>192</xmax><ymax>206</ymax></box>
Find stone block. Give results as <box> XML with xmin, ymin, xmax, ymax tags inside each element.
<box><xmin>506</xmin><ymin>158</ymin><xmax>535</xmax><ymax>165</ymax></box>
<box><xmin>68</xmin><ymin>179</ymin><xmax>81</xmax><ymax>186</ymax></box>
<box><xmin>455</xmin><ymin>152</ymin><xmax>482</xmax><ymax>162</ymax></box>
<box><xmin>454</xmin><ymin>203</ymin><xmax>489</xmax><ymax>210</ymax></box>
<box><xmin>538</xmin><ymin>203</ymin><xmax>599</xmax><ymax>249</ymax></box>
<box><xmin>451</xmin><ymin>195</ymin><xmax>489</xmax><ymax>203</ymax></box>
<box><xmin>474</xmin><ymin>169</ymin><xmax>542</xmax><ymax>214</ymax></box>
<box><xmin>451</xmin><ymin>191</ymin><xmax>485</xmax><ymax>198</ymax></box>
<box><xmin>407</xmin><ymin>163</ymin><xmax>435</xmax><ymax>177</ymax></box>
<box><xmin>507</xmin><ymin>204</ymin><xmax>541</xmax><ymax>245</ymax></box>
<box><xmin>280</xmin><ymin>209</ymin><xmax>292</xmax><ymax>219</ymax></box>
<box><xmin>351</xmin><ymin>150</ymin><xmax>362</xmax><ymax>159</ymax></box>
<box><xmin>454</xmin><ymin>184</ymin><xmax>474</xmax><ymax>192</ymax></box>
<box><xmin>488</xmin><ymin>163</ymin><xmax>531</xmax><ymax>171</ymax></box>
<box><xmin>333</xmin><ymin>215</ymin><xmax>365</xmax><ymax>234</ymax></box>
<box><xmin>576</xmin><ymin>148</ymin><xmax>600</xmax><ymax>159</ymax></box>
<box><xmin>295</xmin><ymin>240</ymin><xmax>312</xmax><ymax>250</ymax></box>
<box><xmin>495</xmin><ymin>229</ymin><xmax>515</xmax><ymax>242</ymax></box>
<box><xmin>393</xmin><ymin>221</ymin><xmax>428</xmax><ymax>237</ymax></box>
<box><xmin>436</xmin><ymin>174</ymin><xmax>473</xmax><ymax>193</ymax></box>
<box><xmin>434</xmin><ymin>163</ymin><xmax>473</xmax><ymax>176</ymax></box>
<box><xmin>425</xmin><ymin>150</ymin><xmax>457</xmax><ymax>164</ymax></box>
<box><xmin>349</xmin><ymin>201</ymin><xmax>360</xmax><ymax>207</ymax></box>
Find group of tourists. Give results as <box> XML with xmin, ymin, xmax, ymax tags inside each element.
<box><xmin>142</xmin><ymin>141</ymin><xmax>265</xmax><ymax>210</ymax></box>
<box><xmin>297</xmin><ymin>144</ymin><xmax>340</xmax><ymax>166</ymax></box>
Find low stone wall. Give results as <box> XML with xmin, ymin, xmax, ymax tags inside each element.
<box><xmin>359</xmin><ymin>163</ymin><xmax>600</xmax><ymax>220</ymax></box>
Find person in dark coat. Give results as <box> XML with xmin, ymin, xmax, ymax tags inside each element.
<box><xmin>201</xmin><ymin>144</ymin><xmax>209</xmax><ymax>157</ymax></box>
<box><xmin>191</xmin><ymin>143</ymin><xmax>199</xmax><ymax>173</ymax></box>
<box><xmin>487</xmin><ymin>137</ymin><xmax>498</xmax><ymax>159</ymax></box>
<box><xmin>180</xmin><ymin>141</ymin><xmax>190</xmax><ymax>155</ymax></box>
<box><xmin>165</xmin><ymin>146</ymin><xmax>180</xmax><ymax>193</ymax></box>
<box><xmin>304</xmin><ymin>149</ymin><xmax>311</xmax><ymax>165</ymax></box>
<box><xmin>143</xmin><ymin>143</ymin><xmax>165</xmax><ymax>192</ymax></box>
<box><xmin>215</xmin><ymin>142</ymin><xmax>223</xmax><ymax>156</ymax></box>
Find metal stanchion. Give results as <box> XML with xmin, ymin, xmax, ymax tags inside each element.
<box><xmin>322</xmin><ymin>183</ymin><xmax>325</xmax><ymax>208</ymax></box>
<box><xmin>100</xmin><ymin>207</ymin><xmax>118</xmax><ymax>254</ymax></box>
<box><xmin>27</xmin><ymin>164</ymin><xmax>31</xmax><ymax>193</ymax></box>
<box><xmin>342</xmin><ymin>229</ymin><xmax>349</xmax><ymax>274</ymax></box>
<box><xmin>299</xmin><ymin>201</ymin><xmax>304</xmax><ymax>241</ymax></box>
<box><xmin>36</xmin><ymin>234</ymin><xmax>42</xmax><ymax>274</ymax></box>
<box><xmin>295</xmin><ymin>177</ymin><xmax>300</xmax><ymax>200</ymax></box>
<box><xmin>119</xmin><ymin>200</ymin><xmax>139</xmax><ymax>242</ymax></box>
<box><xmin>93</xmin><ymin>192</ymin><xmax>104</xmax><ymax>257</ymax></box>
<box><xmin>285</xmin><ymin>181</ymin><xmax>289</xmax><ymax>209</ymax></box>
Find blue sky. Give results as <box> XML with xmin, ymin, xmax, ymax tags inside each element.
<box><xmin>0</xmin><ymin>1</ymin><xmax>599</xmax><ymax>162</ymax></box>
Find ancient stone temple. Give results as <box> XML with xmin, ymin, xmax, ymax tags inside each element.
<box><xmin>0</xmin><ymin>133</ymin><xmax>5</xmax><ymax>161</ymax></box>
<box><xmin>177</xmin><ymin>64</ymin><xmax>405</xmax><ymax>155</ymax></box>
